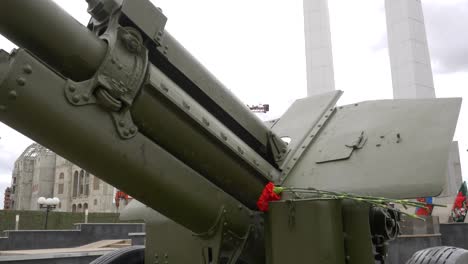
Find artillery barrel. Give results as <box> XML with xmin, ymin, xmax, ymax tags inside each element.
<box><xmin>0</xmin><ymin>0</ymin><xmax>107</xmax><ymax>81</ymax></box>
<box><xmin>0</xmin><ymin>0</ymin><xmax>274</xmax><ymax>237</ymax></box>
<box><xmin>0</xmin><ymin>0</ymin><xmax>278</xmax><ymax>208</ymax></box>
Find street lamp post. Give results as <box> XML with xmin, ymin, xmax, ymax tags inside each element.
<box><xmin>37</xmin><ymin>197</ymin><xmax>60</xmax><ymax>230</ymax></box>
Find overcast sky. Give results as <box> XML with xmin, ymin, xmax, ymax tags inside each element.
<box><xmin>0</xmin><ymin>0</ymin><xmax>467</xmax><ymax>208</ymax></box>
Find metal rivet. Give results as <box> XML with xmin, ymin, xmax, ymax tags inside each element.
<box><xmin>164</xmin><ymin>254</ymin><xmax>168</xmax><ymax>259</ymax></box>
<box><xmin>123</xmin><ymin>130</ymin><xmax>130</xmax><ymax>137</ymax></box>
<box><xmin>223</xmin><ymin>222</ymin><xmax>228</xmax><ymax>226</ymax></box>
<box><xmin>354</xmin><ymin>103</ymin><xmax>358</xmax><ymax>106</ymax></box>
<box><xmin>182</xmin><ymin>101</ymin><xmax>190</xmax><ymax>110</ymax></box>
<box><xmin>161</xmin><ymin>84</ymin><xmax>169</xmax><ymax>92</ymax></box>
<box><xmin>23</xmin><ymin>65</ymin><xmax>32</xmax><ymax>74</ymax></box>
<box><xmin>8</xmin><ymin>90</ymin><xmax>18</xmax><ymax>100</ymax></box>
<box><xmin>301</xmin><ymin>146</ymin><xmax>306</xmax><ymax>149</ymax></box>
<box><xmin>72</xmin><ymin>95</ymin><xmax>80</xmax><ymax>103</ymax></box>
<box><xmin>16</xmin><ymin>77</ymin><xmax>26</xmax><ymax>86</ymax></box>
<box><xmin>293</xmin><ymin>158</ymin><xmax>297</xmax><ymax>161</ymax></box>
<box><xmin>118</xmin><ymin>120</ymin><xmax>125</xmax><ymax>127</ymax></box>
<box><xmin>325</xmin><ymin>115</ymin><xmax>329</xmax><ymax>118</ymax></box>
<box><xmin>220</xmin><ymin>133</ymin><xmax>227</xmax><ymax>141</ymax></box>
<box><xmin>68</xmin><ymin>85</ymin><xmax>76</xmax><ymax>92</ymax></box>
<box><xmin>317</xmin><ymin>124</ymin><xmax>322</xmax><ymax>128</ymax></box>
<box><xmin>380</xmin><ymin>136</ymin><xmax>385</xmax><ymax>139</ymax></box>
<box><xmin>0</xmin><ymin>105</ymin><xmax>6</xmax><ymax>112</ymax></box>
<box><xmin>202</xmin><ymin>118</ymin><xmax>210</xmax><ymax>126</ymax></box>
<box><xmin>376</xmin><ymin>144</ymin><xmax>381</xmax><ymax>147</ymax></box>
<box><xmin>82</xmin><ymin>94</ymin><xmax>90</xmax><ymax>102</ymax></box>
<box><xmin>237</xmin><ymin>147</ymin><xmax>244</xmax><ymax>154</ymax></box>
<box><xmin>238</xmin><ymin>204</ymin><xmax>243</xmax><ymax>210</ymax></box>
<box><xmin>129</xmin><ymin>127</ymin><xmax>137</xmax><ymax>134</ymax></box>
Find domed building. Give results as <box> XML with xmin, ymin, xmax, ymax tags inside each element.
<box><xmin>8</xmin><ymin>143</ymin><xmax>125</xmax><ymax>213</ymax></box>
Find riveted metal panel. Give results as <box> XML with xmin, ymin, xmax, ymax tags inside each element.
<box><xmin>284</xmin><ymin>98</ymin><xmax>461</xmax><ymax>198</ymax></box>
<box><xmin>0</xmin><ymin>49</ymin><xmax>251</xmax><ymax>237</ymax></box>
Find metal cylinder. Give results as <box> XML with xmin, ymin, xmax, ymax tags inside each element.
<box><xmin>0</xmin><ymin>0</ymin><xmax>107</xmax><ymax>81</ymax></box>
<box><xmin>132</xmin><ymin>65</ymin><xmax>267</xmax><ymax>208</ymax></box>
<box><xmin>0</xmin><ymin>50</ymin><xmax>251</xmax><ymax>236</ymax></box>
<box><xmin>0</xmin><ymin>0</ymin><xmax>273</xmax><ymax>208</ymax></box>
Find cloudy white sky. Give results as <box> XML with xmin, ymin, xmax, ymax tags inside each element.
<box><xmin>0</xmin><ymin>0</ymin><xmax>467</xmax><ymax>208</ymax></box>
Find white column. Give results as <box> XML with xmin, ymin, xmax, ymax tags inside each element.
<box><xmin>303</xmin><ymin>0</ymin><xmax>335</xmax><ymax>96</ymax></box>
<box><xmin>385</xmin><ymin>0</ymin><xmax>462</xmax><ymax>199</ymax></box>
<box><xmin>385</xmin><ymin>0</ymin><xmax>435</xmax><ymax>99</ymax></box>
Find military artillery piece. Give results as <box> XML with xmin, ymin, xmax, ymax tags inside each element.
<box><xmin>0</xmin><ymin>0</ymin><xmax>465</xmax><ymax>263</ymax></box>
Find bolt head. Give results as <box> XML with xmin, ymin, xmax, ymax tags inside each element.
<box><xmin>68</xmin><ymin>85</ymin><xmax>76</xmax><ymax>92</ymax></box>
<box><xmin>23</xmin><ymin>65</ymin><xmax>32</xmax><ymax>74</ymax></box>
<box><xmin>16</xmin><ymin>77</ymin><xmax>26</xmax><ymax>86</ymax></box>
<box><xmin>72</xmin><ymin>95</ymin><xmax>80</xmax><ymax>103</ymax></box>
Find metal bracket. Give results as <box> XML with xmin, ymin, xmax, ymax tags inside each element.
<box><xmin>278</xmin><ymin>107</ymin><xmax>336</xmax><ymax>183</ymax></box>
<box><xmin>194</xmin><ymin>207</ymin><xmax>251</xmax><ymax>264</ymax></box>
<box><xmin>64</xmin><ymin>15</ymin><xmax>148</xmax><ymax>139</ymax></box>
<box><xmin>345</xmin><ymin>131</ymin><xmax>367</xmax><ymax>150</ymax></box>
<box><xmin>269</xmin><ymin>131</ymin><xmax>289</xmax><ymax>164</ymax></box>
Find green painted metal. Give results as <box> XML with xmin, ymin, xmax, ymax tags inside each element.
<box><xmin>266</xmin><ymin>199</ymin><xmax>346</xmax><ymax>264</ymax></box>
<box><xmin>152</xmin><ymin>32</ymin><xmax>284</xmax><ymax>162</ymax></box>
<box><xmin>341</xmin><ymin>200</ymin><xmax>375</xmax><ymax>264</ymax></box>
<box><xmin>284</xmin><ymin>98</ymin><xmax>461</xmax><ymax>198</ymax></box>
<box><xmin>0</xmin><ymin>0</ymin><xmax>464</xmax><ymax>263</ymax></box>
<box><xmin>0</xmin><ymin>0</ymin><xmax>107</xmax><ymax>81</ymax></box>
<box><xmin>0</xmin><ymin>50</ymin><xmax>251</xmax><ymax>238</ymax></box>
<box><xmin>131</xmin><ymin>65</ymin><xmax>269</xmax><ymax>208</ymax></box>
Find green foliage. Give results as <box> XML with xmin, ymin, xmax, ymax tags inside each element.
<box><xmin>0</xmin><ymin>210</ymin><xmax>142</xmax><ymax>233</ymax></box>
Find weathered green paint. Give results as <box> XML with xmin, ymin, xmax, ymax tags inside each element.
<box><xmin>132</xmin><ymin>65</ymin><xmax>267</xmax><ymax>208</ymax></box>
<box><xmin>0</xmin><ymin>50</ymin><xmax>252</xmax><ymax>238</ymax></box>
<box><xmin>341</xmin><ymin>200</ymin><xmax>375</xmax><ymax>264</ymax></box>
<box><xmin>283</xmin><ymin>98</ymin><xmax>461</xmax><ymax>199</ymax></box>
<box><xmin>0</xmin><ymin>0</ymin><xmax>107</xmax><ymax>81</ymax></box>
<box><xmin>0</xmin><ymin>0</ymin><xmax>463</xmax><ymax>263</ymax></box>
<box><xmin>266</xmin><ymin>199</ymin><xmax>346</xmax><ymax>264</ymax></box>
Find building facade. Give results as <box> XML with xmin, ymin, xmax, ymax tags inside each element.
<box><xmin>3</xmin><ymin>187</ymin><xmax>11</xmax><ymax>210</ymax></box>
<box><xmin>8</xmin><ymin>143</ymin><xmax>123</xmax><ymax>213</ymax></box>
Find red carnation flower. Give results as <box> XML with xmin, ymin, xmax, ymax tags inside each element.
<box><xmin>257</xmin><ymin>182</ymin><xmax>283</xmax><ymax>212</ymax></box>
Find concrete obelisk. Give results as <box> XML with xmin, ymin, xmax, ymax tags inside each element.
<box><xmin>385</xmin><ymin>0</ymin><xmax>462</xmax><ymax>198</ymax></box>
<box><xmin>303</xmin><ymin>0</ymin><xmax>335</xmax><ymax>96</ymax></box>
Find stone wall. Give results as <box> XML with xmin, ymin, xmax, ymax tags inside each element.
<box><xmin>0</xmin><ymin>223</ymin><xmax>144</xmax><ymax>250</ymax></box>
<box><xmin>0</xmin><ymin>210</ymin><xmax>141</xmax><ymax>233</ymax></box>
